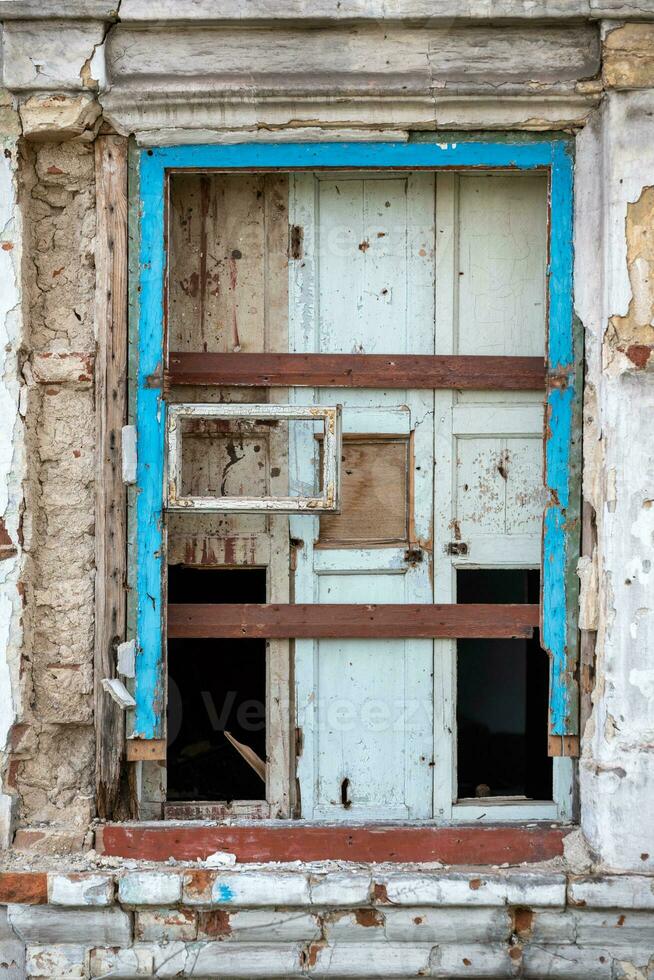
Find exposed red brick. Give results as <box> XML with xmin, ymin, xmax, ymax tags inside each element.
<box><xmin>511</xmin><ymin>907</ymin><xmax>534</xmax><ymax>938</ymax></box>
<box><xmin>0</xmin><ymin>519</ymin><xmax>17</xmax><ymax>560</ymax></box>
<box><xmin>1</xmin><ymin>242</ymin><xmax>13</xmax><ymax>251</ymax></box>
<box><xmin>354</xmin><ymin>908</ymin><xmax>383</xmax><ymax>927</ymax></box>
<box><xmin>46</xmin><ymin>166</ymin><xmax>64</xmax><ymax>174</ymax></box>
<box><xmin>197</xmin><ymin>910</ymin><xmax>231</xmax><ymax>939</ymax></box>
<box><xmin>626</xmin><ymin>344</ymin><xmax>654</xmax><ymax>369</ymax></box>
<box><xmin>301</xmin><ymin>942</ymin><xmax>325</xmax><ymax>969</ymax></box>
<box><xmin>0</xmin><ymin>873</ymin><xmax>47</xmax><ymax>905</ymax></box>
<box><xmin>509</xmin><ymin>946</ymin><xmax>523</xmax><ymax>961</ymax></box>
<box><xmin>183</xmin><ymin>869</ymin><xmax>216</xmax><ymax>903</ymax></box>
<box><xmin>469</xmin><ymin>878</ymin><xmax>483</xmax><ymax>890</ymax></box>
<box><xmin>5</xmin><ymin>759</ymin><xmax>20</xmax><ymax>790</ymax></box>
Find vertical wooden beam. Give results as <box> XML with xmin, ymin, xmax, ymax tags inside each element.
<box><xmin>94</xmin><ymin>136</ymin><xmax>129</xmax><ymax>818</ymax></box>
<box><xmin>542</xmin><ymin>141</ymin><xmax>581</xmax><ymax>749</ymax></box>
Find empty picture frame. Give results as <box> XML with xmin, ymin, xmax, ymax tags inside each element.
<box><xmin>166</xmin><ymin>403</ymin><xmax>342</xmax><ymax>513</ymax></box>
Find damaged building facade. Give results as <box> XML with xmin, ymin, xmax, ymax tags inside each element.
<box><xmin>1</xmin><ymin>1</ymin><xmax>654</xmax><ymax>976</ymax></box>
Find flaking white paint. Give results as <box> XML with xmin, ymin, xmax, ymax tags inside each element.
<box><xmin>0</xmin><ymin>109</ymin><xmax>24</xmax><ymax>850</ymax></box>
<box><xmin>576</xmin><ymin>92</ymin><xmax>654</xmax><ymax>871</ymax></box>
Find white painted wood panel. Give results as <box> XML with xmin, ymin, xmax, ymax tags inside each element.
<box><xmin>286</xmin><ymin>169</ymin><xmax>569</xmax><ymax>821</ymax></box>
<box><xmin>456</xmin><ymin>173</ymin><xmax>547</xmax><ymax>357</ymax></box>
<box><xmin>291</xmin><ymin>172</ymin><xmax>436</xmax><ymax>820</ymax></box>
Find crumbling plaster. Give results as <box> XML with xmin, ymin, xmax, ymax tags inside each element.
<box><xmin>0</xmin><ymin>141</ymin><xmax>98</xmax><ymax>840</ymax></box>
<box><xmin>575</xmin><ymin>89</ymin><xmax>654</xmax><ymax>871</ymax></box>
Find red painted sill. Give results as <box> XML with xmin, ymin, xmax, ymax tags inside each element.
<box><xmin>97</xmin><ymin>823</ymin><xmax>572</xmax><ymax>865</ymax></box>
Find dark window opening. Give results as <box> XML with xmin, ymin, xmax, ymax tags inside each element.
<box><xmin>167</xmin><ymin>565</ymin><xmax>266</xmax><ymax>802</ymax></box>
<box><xmin>456</xmin><ymin>569</ymin><xmax>552</xmax><ymax>802</ymax></box>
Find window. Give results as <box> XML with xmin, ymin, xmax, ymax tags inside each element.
<box><xmin>128</xmin><ymin>141</ymin><xmax>579</xmax><ymax>824</ymax></box>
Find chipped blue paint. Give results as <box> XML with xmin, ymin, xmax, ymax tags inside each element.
<box><xmin>134</xmin><ymin>150</ymin><xmax>166</xmax><ymax>738</ymax></box>
<box><xmin>542</xmin><ymin>141</ymin><xmax>578</xmax><ymax>736</ymax></box>
<box><xmin>213</xmin><ymin>882</ymin><xmax>235</xmax><ymax>903</ymax></box>
<box><xmin>133</xmin><ymin>139</ymin><xmax>578</xmax><ymax>740</ymax></box>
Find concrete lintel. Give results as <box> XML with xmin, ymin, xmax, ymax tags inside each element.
<box><xmin>100</xmin><ymin>92</ymin><xmax>600</xmax><ymax>141</ymax></box>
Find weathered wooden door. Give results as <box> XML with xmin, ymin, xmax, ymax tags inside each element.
<box><xmin>290</xmin><ymin>173</ymin><xmax>437</xmax><ymax>819</ymax></box>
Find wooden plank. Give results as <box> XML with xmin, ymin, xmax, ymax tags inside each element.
<box><xmin>318</xmin><ymin>436</ymin><xmax>409</xmax><ymax>547</ymax></box>
<box><xmin>94</xmin><ymin>135</ymin><xmax>129</xmax><ymax>819</ymax></box>
<box><xmin>167</xmin><ymin>352</ymin><xmax>545</xmax><ymax>390</ymax></box>
<box><xmin>168</xmin><ymin>603</ymin><xmax>539</xmax><ymax>639</ymax></box>
<box><xmin>98</xmin><ymin>823</ymin><xmax>570</xmax><ymax>865</ymax></box>
<box><xmin>126</xmin><ymin>739</ymin><xmax>167</xmax><ymax>761</ymax></box>
<box><xmin>163</xmin><ymin>802</ymin><xmax>270</xmax><ymax>821</ymax></box>
<box><xmin>548</xmin><ymin>735</ymin><xmax>580</xmax><ymax>758</ymax></box>
<box><xmin>541</xmin><ymin>143</ymin><xmax>581</xmax><ymax>740</ymax></box>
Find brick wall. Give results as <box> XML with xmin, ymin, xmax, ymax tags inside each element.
<box><xmin>0</xmin><ymin>868</ymin><xmax>653</xmax><ymax>978</ymax></box>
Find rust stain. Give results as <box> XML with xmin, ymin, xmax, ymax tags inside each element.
<box><xmin>511</xmin><ymin>907</ymin><xmax>534</xmax><ymax>938</ymax></box>
<box><xmin>354</xmin><ymin>908</ymin><xmax>383</xmax><ymax>927</ymax></box>
<box><xmin>199</xmin><ymin>176</ymin><xmax>210</xmax><ymax>344</ymax></box>
<box><xmin>372</xmin><ymin>882</ymin><xmax>390</xmax><ymax>904</ymax></box>
<box><xmin>1</xmin><ymin>242</ymin><xmax>13</xmax><ymax>251</ymax></box>
<box><xmin>509</xmin><ymin>947</ymin><xmax>523</xmax><ymax>962</ymax></box>
<box><xmin>46</xmin><ymin>165</ymin><xmax>64</xmax><ymax>174</ymax></box>
<box><xmin>198</xmin><ymin>909</ymin><xmax>231</xmax><ymax>938</ymax></box>
<box><xmin>183</xmin><ymin>869</ymin><xmax>216</xmax><ymax>902</ymax></box>
<box><xmin>180</xmin><ymin>271</ymin><xmax>200</xmax><ymax>298</ymax></box>
<box><xmin>300</xmin><ymin>942</ymin><xmax>325</xmax><ymax>968</ymax></box>
<box><xmin>468</xmin><ymin>878</ymin><xmax>483</xmax><ymax>891</ymax></box>
<box><xmin>358</xmin><ymin>240</ymin><xmax>370</xmax><ymax>252</ymax></box>
<box><xmin>617</xmin><ymin>914</ymin><xmax>626</xmax><ymax>926</ymax></box>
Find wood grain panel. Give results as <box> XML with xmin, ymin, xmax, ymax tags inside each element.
<box><xmin>168</xmin><ymin>603</ymin><xmax>539</xmax><ymax>639</ymax></box>
<box><xmin>167</xmin><ymin>352</ymin><xmax>546</xmax><ymax>390</ymax></box>
<box><xmin>319</xmin><ymin>436</ymin><xmax>408</xmax><ymax>546</ymax></box>
<box><xmin>94</xmin><ymin>136</ymin><xmax>129</xmax><ymax>819</ymax></box>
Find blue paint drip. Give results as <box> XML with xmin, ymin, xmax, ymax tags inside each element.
<box><xmin>212</xmin><ymin>882</ymin><xmax>235</xmax><ymax>903</ymax></box>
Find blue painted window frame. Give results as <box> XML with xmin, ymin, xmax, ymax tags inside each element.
<box><xmin>131</xmin><ymin>140</ymin><xmax>578</xmax><ymax>745</ymax></box>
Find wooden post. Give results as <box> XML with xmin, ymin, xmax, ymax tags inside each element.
<box><xmin>94</xmin><ymin>136</ymin><xmax>129</xmax><ymax>819</ymax></box>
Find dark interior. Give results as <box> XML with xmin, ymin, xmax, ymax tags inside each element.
<box><xmin>167</xmin><ymin>565</ymin><xmax>267</xmax><ymax>802</ymax></box>
<box><xmin>456</xmin><ymin>568</ymin><xmax>552</xmax><ymax>801</ymax></box>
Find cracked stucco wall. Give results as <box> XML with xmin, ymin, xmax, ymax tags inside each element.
<box><xmin>0</xmin><ymin>91</ymin><xmax>25</xmax><ymax>850</ymax></box>
<box><xmin>1</xmin><ymin>141</ymin><xmax>98</xmax><ymax>839</ymax></box>
<box><xmin>576</xmin><ymin>87</ymin><xmax>654</xmax><ymax>872</ymax></box>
